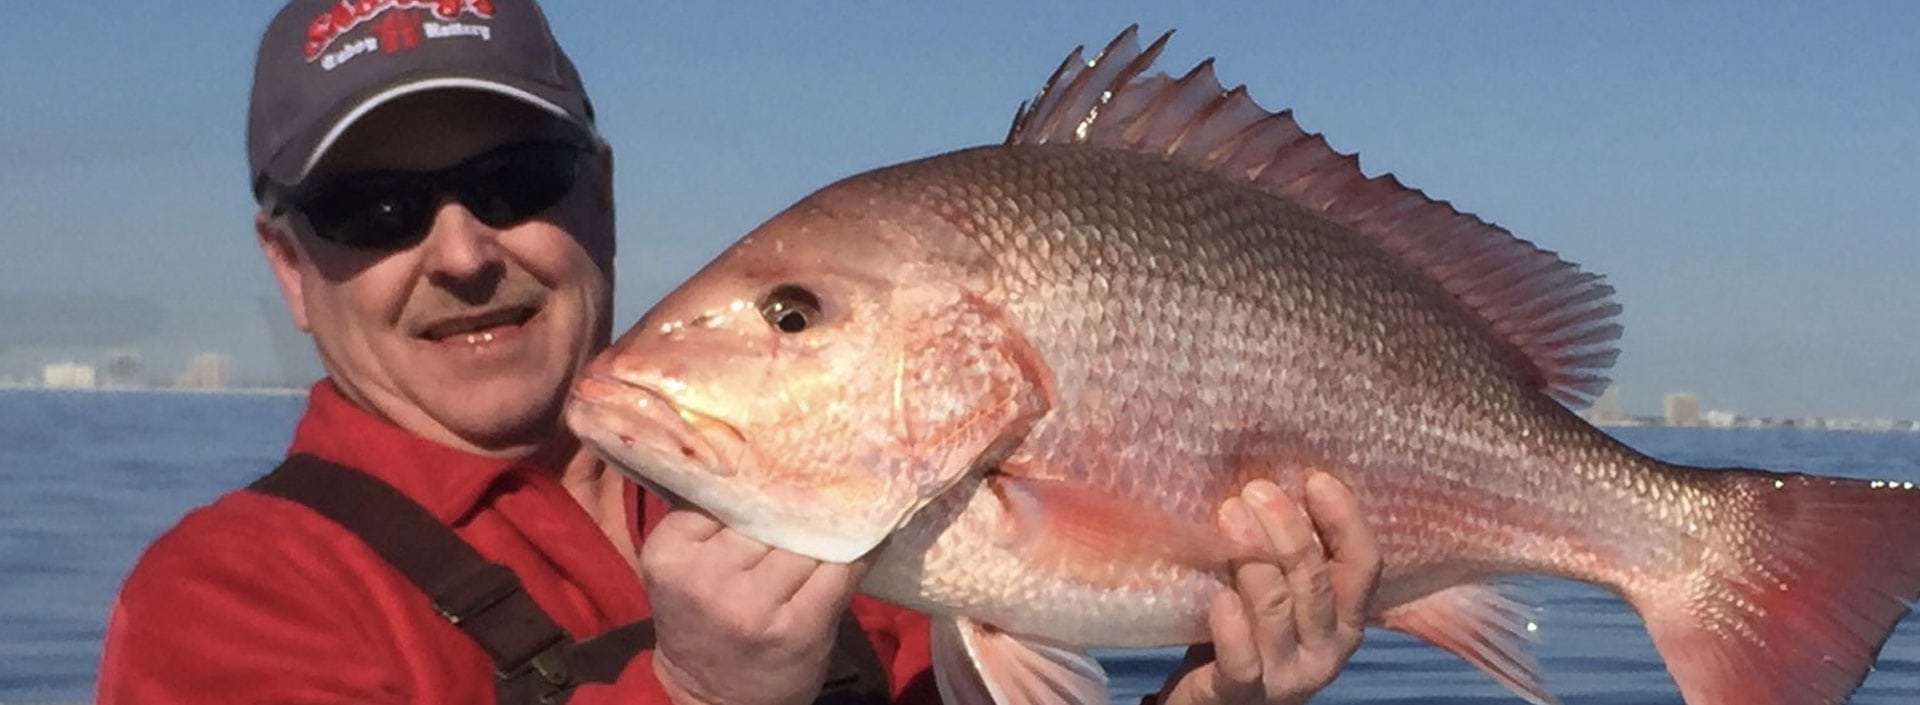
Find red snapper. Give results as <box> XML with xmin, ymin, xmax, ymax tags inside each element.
<box><xmin>567</xmin><ymin>28</ymin><xmax>1920</xmax><ymax>705</ymax></box>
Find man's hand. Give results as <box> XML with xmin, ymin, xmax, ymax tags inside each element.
<box><xmin>641</xmin><ymin>508</ymin><xmax>867</xmax><ymax>705</ymax></box>
<box><xmin>1155</xmin><ymin>472</ymin><xmax>1383</xmax><ymax>705</ymax></box>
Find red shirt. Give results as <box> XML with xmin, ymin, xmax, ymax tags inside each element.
<box><xmin>97</xmin><ymin>380</ymin><xmax>939</xmax><ymax>704</ymax></box>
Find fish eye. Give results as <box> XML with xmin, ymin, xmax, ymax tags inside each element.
<box><xmin>760</xmin><ymin>284</ymin><xmax>822</xmax><ymax>334</ymax></box>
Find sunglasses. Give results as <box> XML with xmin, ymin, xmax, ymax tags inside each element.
<box><xmin>278</xmin><ymin>140</ymin><xmax>588</xmax><ymax>250</ymax></box>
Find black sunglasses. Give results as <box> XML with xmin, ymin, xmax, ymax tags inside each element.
<box><xmin>278</xmin><ymin>140</ymin><xmax>588</xmax><ymax>250</ymax></box>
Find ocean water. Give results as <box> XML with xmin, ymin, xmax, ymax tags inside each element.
<box><xmin>3</xmin><ymin>388</ymin><xmax>1918</xmax><ymax>704</ymax></box>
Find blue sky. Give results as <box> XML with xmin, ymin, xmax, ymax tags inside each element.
<box><xmin>2</xmin><ymin>2</ymin><xmax>1915</xmax><ymax>420</ymax></box>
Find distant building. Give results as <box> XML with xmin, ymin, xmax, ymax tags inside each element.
<box><xmin>1583</xmin><ymin>384</ymin><xmax>1628</xmax><ymax>425</ymax></box>
<box><xmin>43</xmin><ymin>362</ymin><xmax>98</xmax><ymax>389</ymax></box>
<box><xmin>105</xmin><ymin>352</ymin><xmax>146</xmax><ymax>388</ymax></box>
<box><xmin>1664</xmin><ymin>392</ymin><xmax>1701</xmax><ymax>428</ymax></box>
<box><xmin>175</xmin><ymin>353</ymin><xmax>231</xmax><ymax>389</ymax></box>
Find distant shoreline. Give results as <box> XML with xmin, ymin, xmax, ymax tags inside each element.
<box><xmin>1587</xmin><ymin>415</ymin><xmax>1920</xmax><ymax>434</ymax></box>
<box><xmin>1594</xmin><ymin>420</ymin><xmax>1920</xmax><ymax>434</ymax></box>
<box><xmin>3</xmin><ymin>384</ymin><xmax>1913</xmax><ymax>433</ymax></box>
<box><xmin>0</xmin><ymin>384</ymin><xmax>305</xmax><ymax>397</ymax></box>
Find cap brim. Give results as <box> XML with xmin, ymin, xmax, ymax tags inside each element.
<box><xmin>292</xmin><ymin>76</ymin><xmax>590</xmax><ymax>186</ymax></box>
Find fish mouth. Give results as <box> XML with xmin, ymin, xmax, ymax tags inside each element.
<box><xmin>567</xmin><ymin>373</ymin><xmax>746</xmax><ymax>484</ymax></box>
<box><xmin>567</xmin><ymin>372</ymin><xmax>897</xmax><ymax>563</ymax></box>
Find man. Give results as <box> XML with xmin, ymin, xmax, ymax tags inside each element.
<box><xmin>97</xmin><ymin>1</ymin><xmax>1382</xmax><ymax>704</ymax></box>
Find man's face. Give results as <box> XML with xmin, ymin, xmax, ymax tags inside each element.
<box><xmin>259</xmin><ymin>91</ymin><xmax>615</xmax><ymax>457</ymax></box>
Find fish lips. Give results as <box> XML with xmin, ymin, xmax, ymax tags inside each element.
<box><xmin>566</xmin><ymin>374</ymin><xmax>892</xmax><ymax>563</ymax></box>
<box><xmin>569</xmin><ymin>373</ymin><xmax>733</xmax><ymax>471</ymax></box>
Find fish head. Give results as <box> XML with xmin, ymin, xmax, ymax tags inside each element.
<box><xmin>567</xmin><ymin>182</ymin><xmax>1052</xmax><ymax>562</ymax></box>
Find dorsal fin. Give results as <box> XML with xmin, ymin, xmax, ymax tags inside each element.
<box><xmin>1006</xmin><ymin>26</ymin><xmax>1623</xmax><ymax>407</ymax></box>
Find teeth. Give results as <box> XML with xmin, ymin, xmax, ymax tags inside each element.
<box><xmin>462</xmin><ymin>331</ymin><xmax>497</xmax><ymax>345</ymax></box>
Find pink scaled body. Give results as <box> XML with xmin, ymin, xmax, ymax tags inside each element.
<box><xmin>568</xmin><ymin>28</ymin><xmax>1920</xmax><ymax>705</ymax></box>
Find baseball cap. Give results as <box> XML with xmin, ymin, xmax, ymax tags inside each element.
<box><xmin>246</xmin><ymin>0</ymin><xmax>596</xmax><ymax>202</ymax></box>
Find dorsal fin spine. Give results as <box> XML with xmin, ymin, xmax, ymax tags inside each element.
<box><xmin>1005</xmin><ymin>27</ymin><xmax>1625</xmax><ymax>406</ymax></box>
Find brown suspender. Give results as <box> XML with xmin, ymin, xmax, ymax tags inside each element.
<box><xmin>250</xmin><ymin>453</ymin><xmax>890</xmax><ymax>705</ymax></box>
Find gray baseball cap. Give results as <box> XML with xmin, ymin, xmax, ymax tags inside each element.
<box><xmin>246</xmin><ymin>0</ymin><xmax>596</xmax><ymax>201</ymax></box>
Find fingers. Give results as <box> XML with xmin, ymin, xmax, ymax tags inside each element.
<box><xmin>1244</xmin><ymin>480</ymin><xmax>1339</xmax><ymax>653</ymax></box>
<box><xmin>711</xmin><ymin>526</ymin><xmax>868</xmax><ymax>611</ymax></box>
<box><xmin>647</xmin><ymin>507</ymin><xmax>867</xmax><ymax>633</ymax></box>
<box><xmin>1205</xmin><ymin>588</ymin><xmax>1262</xmax><ymax>703</ymax></box>
<box><xmin>753</xmin><ymin>553</ymin><xmax>852</xmax><ymax>638</ymax></box>
<box><xmin>645</xmin><ymin>508</ymin><xmax>772</xmax><ymax>574</ymax></box>
<box><xmin>650</xmin><ymin>506</ymin><xmax>727</xmax><ymax>542</ymax></box>
<box><xmin>1303</xmin><ymin>472</ymin><xmax>1382</xmax><ymax>635</ymax></box>
<box><xmin>1218</xmin><ymin>495</ymin><xmax>1300</xmax><ymax>677</ymax></box>
<box><xmin>638</xmin><ymin>509</ymin><xmax>868</xmax><ymax>705</ymax></box>
<box><xmin>789</xmin><ymin>557</ymin><xmax>870</xmax><ymax>618</ymax></box>
<box><xmin>1148</xmin><ymin>474</ymin><xmax>1383</xmax><ymax>705</ymax></box>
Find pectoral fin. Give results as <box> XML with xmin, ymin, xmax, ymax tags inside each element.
<box><xmin>992</xmin><ymin>474</ymin><xmax>1254</xmax><ymax>578</ymax></box>
<box><xmin>930</xmin><ymin>616</ymin><xmax>1110</xmax><ymax>705</ymax></box>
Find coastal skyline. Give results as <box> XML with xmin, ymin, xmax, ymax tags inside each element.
<box><xmin>14</xmin><ymin>342</ymin><xmax>1919</xmax><ymax>431</ymax></box>
<box><xmin>2</xmin><ymin>3</ymin><xmax>1916</xmax><ymax>420</ymax></box>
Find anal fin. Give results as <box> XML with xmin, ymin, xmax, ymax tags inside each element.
<box><xmin>931</xmin><ymin>617</ymin><xmax>1110</xmax><ymax>705</ymax></box>
<box><xmin>1381</xmin><ymin>582</ymin><xmax>1559</xmax><ymax>705</ymax></box>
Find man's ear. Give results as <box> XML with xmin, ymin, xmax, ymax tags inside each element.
<box><xmin>592</xmin><ymin>140</ymin><xmax>615</xmax><ymax>214</ymax></box>
<box><xmin>255</xmin><ymin>212</ymin><xmax>311</xmax><ymax>332</ymax></box>
<box><xmin>588</xmin><ymin>141</ymin><xmax>616</xmax><ymax>261</ymax></box>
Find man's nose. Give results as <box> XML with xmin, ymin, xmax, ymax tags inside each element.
<box><xmin>419</xmin><ymin>200</ymin><xmax>504</xmax><ymax>284</ymax></box>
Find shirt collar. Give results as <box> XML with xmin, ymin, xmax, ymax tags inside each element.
<box><xmin>285</xmin><ymin>379</ymin><xmax>560</xmax><ymax>524</ymax></box>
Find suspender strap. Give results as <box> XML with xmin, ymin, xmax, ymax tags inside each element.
<box><xmin>820</xmin><ymin>612</ymin><xmax>891</xmax><ymax>704</ymax></box>
<box><xmin>493</xmin><ymin>619</ymin><xmax>657</xmax><ymax>704</ymax></box>
<box><xmin>250</xmin><ymin>453</ymin><xmax>891</xmax><ymax>704</ymax></box>
<box><xmin>251</xmin><ymin>455</ymin><xmax>572</xmax><ymax>672</ymax></box>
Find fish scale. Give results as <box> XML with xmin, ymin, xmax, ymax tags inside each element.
<box><xmin>851</xmin><ymin>142</ymin><xmax>1665</xmax><ymax>615</ymax></box>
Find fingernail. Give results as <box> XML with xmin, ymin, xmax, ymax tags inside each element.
<box><xmin>1218</xmin><ymin>498</ymin><xmax>1261</xmax><ymax>542</ymax></box>
<box><xmin>1243</xmin><ymin>479</ymin><xmax>1284</xmax><ymax>506</ymax></box>
<box><xmin>1305</xmin><ymin>471</ymin><xmax>1347</xmax><ymax>502</ymax></box>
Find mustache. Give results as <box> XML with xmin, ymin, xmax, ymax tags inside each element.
<box><xmin>400</xmin><ymin>268</ymin><xmax>549</xmax><ymax>334</ymax></box>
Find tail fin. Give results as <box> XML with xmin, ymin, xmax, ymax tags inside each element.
<box><xmin>1631</xmin><ymin>469</ymin><xmax>1920</xmax><ymax>704</ymax></box>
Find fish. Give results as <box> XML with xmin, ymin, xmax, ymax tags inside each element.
<box><xmin>566</xmin><ymin>26</ymin><xmax>1920</xmax><ymax>705</ymax></box>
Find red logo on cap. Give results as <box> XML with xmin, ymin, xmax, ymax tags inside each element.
<box><xmin>369</xmin><ymin>11</ymin><xmax>421</xmax><ymax>53</ymax></box>
<box><xmin>304</xmin><ymin>0</ymin><xmax>496</xmax><ymax>60</ymax></box>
